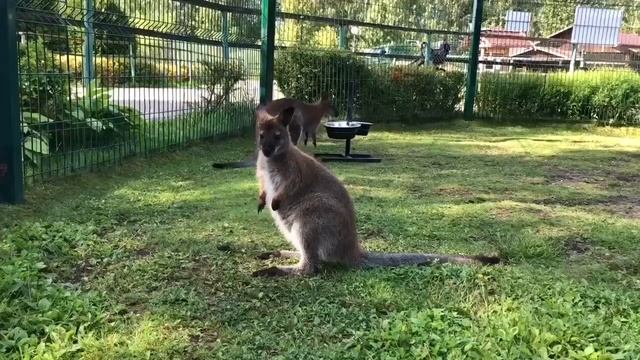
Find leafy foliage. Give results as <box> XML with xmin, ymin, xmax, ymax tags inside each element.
<box><xmin>18</xmin><ymin>39</ymin><xmax>69</xmax><ymax>113</ymax></box>
<box><xmin>360</xmin><ymin>66</ymin><xmax>465</xmax><ymax>122</ymax></box>
<box><xmin>275</xmin><ymin>47</ymin><xmax>464</xmax><ymax>122</ymax></box>
<box><xmin>477</xmin><ymin>70</ymin><xmax>640</xmax><ymax>125</ymax></box>
<box><xmin>94</xmin><ymin>1</ymin><xmax>135</xmax><ymax>56</ymax></box>
<box><xmin>60</xmin><ymin>81</ymin><xmax>143</xmax><ymax>147</ymax></box>
<box><xmin>0</xmin><ymin>222</ymin><xmax>107</xmax><ymax>359</ymax></box>
<box><xmin>200</xmin><ymin>60</ymin><xmax>247</xmax><ymax>112</ymax></box>
<box><xmin>275</xmin><ymin>47</ymin><xmax>370</xmax><ymax>114</ymax></box>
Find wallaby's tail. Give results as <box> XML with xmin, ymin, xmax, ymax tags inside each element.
<box><xmin>361</xmin><ymin>252</ymin><xmax>500</xmax><ymax>268</ymax></box>
<box><xmin>212</xmin><ymin>156</ymin><xmax>257</xmax><ymax>169</ymax></box>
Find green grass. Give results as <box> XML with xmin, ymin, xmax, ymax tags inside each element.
<box><xmin>2</xmin><ymin>121</ymin><xmax>640</xmax><ymax>359</ymax></box>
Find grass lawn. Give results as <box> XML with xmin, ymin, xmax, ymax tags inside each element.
<box><xmin>2</xmin><ymin>121</ymin><xmax>640</xmax><ymax>359</ymax></box>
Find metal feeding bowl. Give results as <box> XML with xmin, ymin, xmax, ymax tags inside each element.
<box><xmin>324</xmin><ymin>121</ymin><xmax>361</xmax><ymax>140</ymax></box>
<box><xmin>353</xmin><ymin>121</ymin><xmax>373</xmax><ymax>136</ymax></box>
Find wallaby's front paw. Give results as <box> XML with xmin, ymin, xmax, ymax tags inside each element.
<box><xmin>258</xmin><ymin>192</ymin><xmax>266</xmax><ymax>213</ymax></box>
<box><xmin>258</xmin><ymin>202</ymin><xmax>265</xmax><ymax>213</ymax></box>
<box><xmin>271</xmin><ymin>198</ymin><xmax>281</xmax><ymax>211</ymax></box>
<box><xmin>252</xmin><ymin>266</ymin><xmax>287</xmax><ymax>277</ymax></box>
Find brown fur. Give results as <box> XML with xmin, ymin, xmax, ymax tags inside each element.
<box><xmin>288</xmin><ymin>95</ymin><xmax>336</xmax><ymax>147</ymax></box>
<box><xmin>254</xmin><ymin>103</ymin><xmax>499</xmax><ymax>277</ymax></box>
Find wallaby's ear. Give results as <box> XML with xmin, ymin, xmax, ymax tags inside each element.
<box><xmin>277</xmin><ymin>106</ymin><xmax>295</xmax><ymax>127</ymax></box>
<box><xmin>256</xmin><ymin>104</ymin><xmax>271</xmax><ymax>123</ymax></box>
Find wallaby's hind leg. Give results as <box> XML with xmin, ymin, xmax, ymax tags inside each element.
<box><xmin>256</xmin><ymin>250</ymin><xmax>299</xmax><ymax>260</ymax></box>
<box><xmin>252</xmin><ymin>256</ymin><xmax>318</xmax><ymax>277</ymax></box>
<box><xmin>254</xmin><ymin>222</ymin><xmax>321</xmax><ymax>277</ymax></box>
<box><xmin>312</xmin><ymin>132</ymin><xmax>317</xmax><ymax>147</ymax></box>
<box><xmin>252</xmin><ymin>262</ymin><xmax>317</xmax><ymax>277</ymax></box>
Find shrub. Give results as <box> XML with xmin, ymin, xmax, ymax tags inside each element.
<box><xmin>275</xmin><ymin>47</ymin><xmax>465</xmax><ymax>122</ymax></box>
<box><xmin>95</xmin><ymin>57</ymin><xmax>131</xmax><ymax>86</ymax></box>
<box><xmin>360</xmin><ymin>66</ymin><xmax>465</xmax><ymax>122</ymax></box>
<box><xmin>133</xmin><ymin>61</ymin><xmax>165</xmax><ymax>86</ymax></box>
<box><xmin>200</xmin><ymin>59</ymin><xmax>247</xmax><ymax>112</ymax></box>
<box><xmin>275</xmin><ymin>47</ymin><xmax>370</xmax><ymax>113</ymax></box>
<box><xmin>477</xmin><ymin>70</ymin><xmax>640</xmax><ymax>125</ymax></box>
<box><xmin>57</xmin><ymin>81</ymin><xmax>142</xmax><ymax>149</ymax></box>
<box><xmin>56</xmin><ymin>54</ymin><xmax>84</xmax><ymax>79</ymax></box>
<box><xmin>18</xmin><ymin>39</ymin><xmax>69</xmax><ymax>113</ymax></box>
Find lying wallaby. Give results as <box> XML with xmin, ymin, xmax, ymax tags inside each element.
<box><xmin>289</xmin><ymin>95</ymin><xmax>336</xmax><ymax>147</ymax></box>
<box><xmin>253</xmin><ymin>104</ymin><xmax>499</xmax><ymax>277</ymax></box>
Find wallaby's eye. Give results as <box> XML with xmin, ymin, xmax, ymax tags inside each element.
<box><xmin>274</xmin><ymin>132</ymin><xmax>281</xmax><ymax>139</ymax></box>
<box><xmin>259</xmin><ymin>132</ymin><xmax>264</xmax><ymax>139</ymax></box>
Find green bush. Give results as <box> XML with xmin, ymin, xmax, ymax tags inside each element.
<box><xmin>275</xmin><ymin>47</ymin><xmax>370</xmax><ymax>113</ymax></box>
<box><xmin>133</xmin><ymin>61</ymin><xmax>167</xmax><ymax>86</ymax></box>
<box><xmin>200</xmin><ymin>59</ymin><xmax>247</xmax><ymax>112</ymax></box>
<box><xmin>57</xmin><ymin>81</ymin><xmax>142</xmax><ymax>149</ymax></box>
<box><xmin>477</xmin><ymin>70</ymin><xmax>640</xmax><ymax>125</ymax></box>
<box><xmin>275</xmin><ymin>47</ymin><xmax>464</xmax><ymax>122</ymax></box>
<box><xmin>360</xmin><ymin>67</ymin><xmax>466</xmax><ymax>122</ymax></box>
<box><xmin>95</xmin><ymin>57</ymin><xmax>131</xmax><ymax>86</ymax></box>
<box><xmin>18</xmin><ymin>39</ymin><xmax>69</xmax><ymax>113</ymax></box>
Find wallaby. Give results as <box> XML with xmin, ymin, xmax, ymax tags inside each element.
<box><xmin>253</xmin><ymin>104</ymin><xmax>499</xmax><ymax>277</ymax></box>
<box><xmin>289</xmin><ymin>95</ymin><xmax>336</xmax><ymax>148</ymax></box>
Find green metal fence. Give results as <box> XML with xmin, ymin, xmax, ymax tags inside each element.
<box><xmin>1</xmin><ymin>0</ymin><xmax>640</xmax><ymax>203</ymax></box>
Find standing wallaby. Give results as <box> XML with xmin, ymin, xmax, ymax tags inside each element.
<box><xmin>253</xmin><ymin>104</ymin><xmax>499</xmax><ymax>277</ymax></box>
<box><xmin>289</xmin><ymin>95</ymin><xmax>336</xmax><ymax>148</ymax></box>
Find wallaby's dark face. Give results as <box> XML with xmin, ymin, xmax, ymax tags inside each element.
<box><xmin>257</xmin><ymin>107</ymin><xmax>295</xmax><ymax>158</ymax></box>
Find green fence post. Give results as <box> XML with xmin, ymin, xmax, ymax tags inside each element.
<box><xmin>463</xmin><ymin>0</ymin><xmax>484</xmax><ymax>120</ymax></box>
<box><xmin>425</xmin><ymin>34</ymin><xmax>432</xmax><ymax>66</ymax></box>
<box><xmin>339</xmin><ymin>25</ymin><xmax>347</xmax><ymax>49</ymax></box>
<box><xmin>222</xmin><ymin>11</ymin><xmax>230</xmax><ymax>63</ymax></box>
<box><xmin>129</xmin><ymin>41</ymin><xmax>135</xmax><ymax>85</ymax></box>
<box><xmin>83</xmin><ymin>0</ymin><xmax>94</xmax><ymax>87</ymax></box>
<box><xmin>0</xmin><ymin>0</ymin><xmax>24</xmax><ymax>204</ymax></box>
<box><xmin>259</xmin><ymin>0</ymin><xmax>276</xmax><ymax>105</ymax></box>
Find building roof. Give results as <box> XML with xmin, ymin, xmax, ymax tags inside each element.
<box><xmin>547</xmin><ymin>25</ymin><xmax>640</xmax><ymax>48</ymax></box>
<box><xmin>480</xmin><ymin>29</ymin><xmax>533</xmax><ymax>49</ymax></box>
<box><xmin>619</xmin><ymin>32</ymin><xmax>640</xmax><ymax>47</ymax></box>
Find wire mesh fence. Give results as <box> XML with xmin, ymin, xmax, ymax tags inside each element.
<box><xmin>2</xmin><ymin>0</ymin><xmax>640</xmax><ymax>200</ymax></box>
<box><xmin>476</xmin><ymin>0</ymin><xmax>640</xmax><ymax>122</ymax></box>
<box><xmin>272</xmin><ymin>0</ymin><xmax>474</xmax><ymax>122</ymax></box>
<box><xmin>16</xmin><ymin>0</ymin><xmax>261</xmax><ymax>184</ymax></box>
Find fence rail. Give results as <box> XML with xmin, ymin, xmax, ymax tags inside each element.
<box><xmin>1</xmin><ymin>0</ymin><xmax>640</xmax><ymax>203</ymax></box>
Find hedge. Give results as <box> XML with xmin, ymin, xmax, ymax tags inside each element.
<box><xmin>274</xmin><ymin>47</ymin><xmax>369</xmax><ymax>114</ymax></box>
<box><xmin>359</xmin><ymin>67</ymin><xmax>465</xmax><ymax>122</ymax></box>
<box><xmin>477</xmin><ymin>70</ymin><xmax>640</xmax><ymax>125</ymax></box>
<box><xmin>56</xmin><ymin>55</ymin><xmax>195</xmax><ymax>86</ymax></box>
<box><xmin>274</xmin><ymin>47</ymin><xmax>465</xmax><ymax>122</ymax></box>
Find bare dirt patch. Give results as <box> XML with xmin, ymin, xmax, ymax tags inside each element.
<box><xmin>546</xmin><ymin>166</ymin><xmax>638</xmax><ymax>188</ymax></box>
<box><xmin>564</xmin><ymin>238</ymin><xmax>592</xmax><ymax>258</ymax></box>
<box><xmin>535</xmin><ymin>195</ymin><xmax>640</xmax><ymax>219</ymax></box>
<box><xmin>545</xmin><ymin>167</ymin><xmax>605</xmax><ymax>187</ymax></box>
